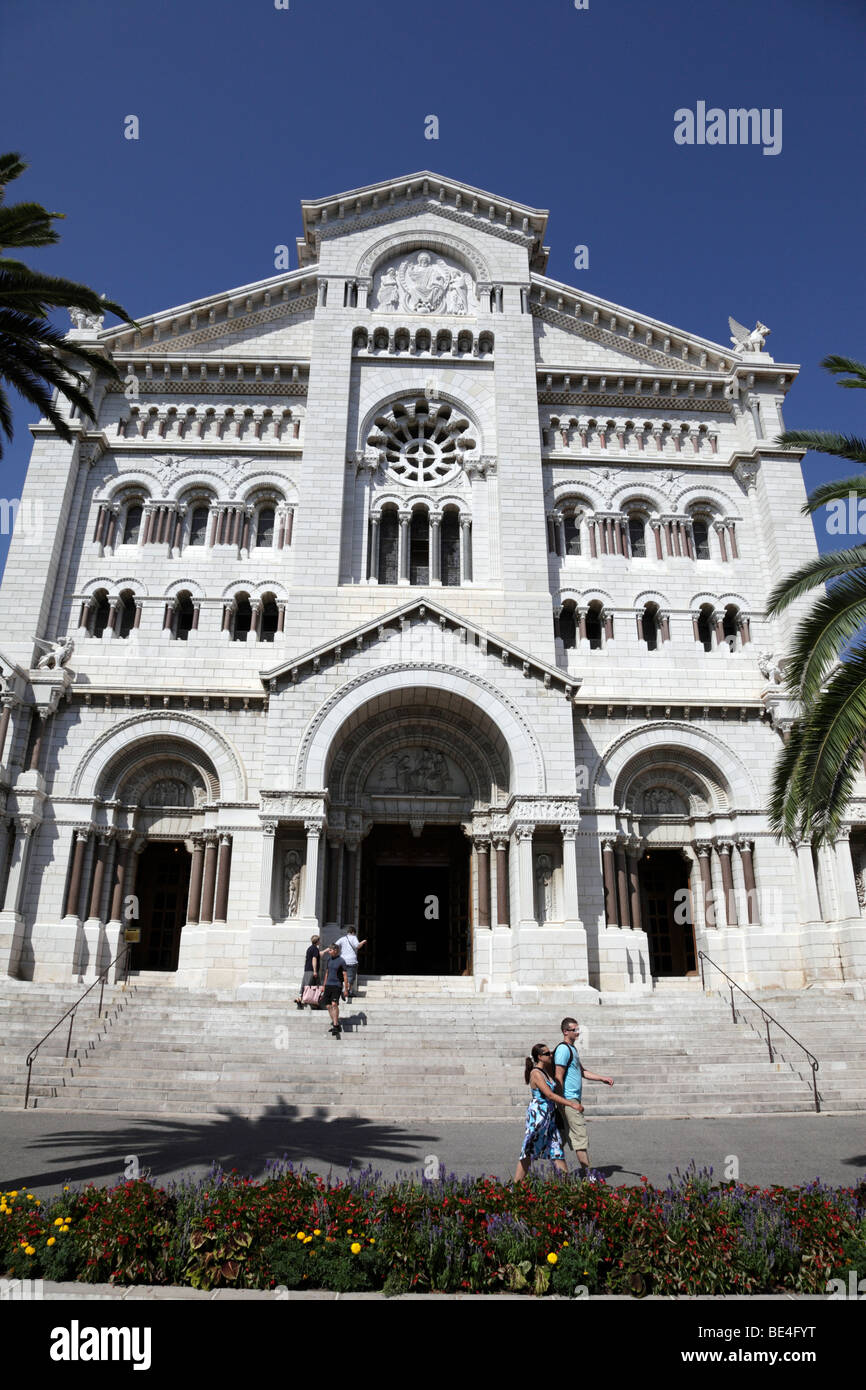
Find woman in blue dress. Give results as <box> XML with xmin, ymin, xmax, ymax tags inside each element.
<box><xmin>514</xmin><ymin>1043</ymin><xmax>584</xmax><ymax>1181</ymax></box>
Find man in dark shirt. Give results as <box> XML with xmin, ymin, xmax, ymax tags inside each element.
<box><xmin>323</xmin><ymin>944</ymin><xmax>349</xmax><ymax>1037</ymax></box>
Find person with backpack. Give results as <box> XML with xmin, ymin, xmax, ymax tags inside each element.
<box><xmin>554</xmin><ymin>1017</ymin><xmax>614</xmax><ymax>1177</ymax></box>
<box><xmin>333</xmin><ymin>930</ymin><xmax>366</xmax><ymax>1000</ymax></box>
<box><xmin>513</xmin><ymin>1042</ymin><xmax>584</xmax><ymax>1182</ymax></box>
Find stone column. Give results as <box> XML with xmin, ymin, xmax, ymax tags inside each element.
<box><xmin>460</xmin><ymin>517</ymin><xmax>473</xmax><ymax>583</ymax></box>
<box><xmin>495</xmin><ymin>839</ymin><xmax>509</xmax><ymax>926</ymax></box>
<box><xmin>794</xmin><ymin>839</ymin><xmax>822</xmax><ymax>923</ymax></box>
<box><xmin>833</xmin><ymin>829</ymin><xmax>862</xmax><ymax>920</ymax></box>
<box><xmin>214</xmin><ymin>833</ymin><xmax>233</xmax><ymax>923</ymax></box>
<box><xmin>476</xmin><ymin>838</ymin><xmax>491</xmax><ymax>927</ymax></box>
<box><xmin>398</xmin><ymin>510</ymin><xmax>411</xmax><ymax>585</ymax></box>
<box><xmin>64</xmin><ymin>827</ymin><xmax>90</xmax><ymax>918</ymax></box>
<box><xmin>186</xmin><ymin>836</ymin><xmax>205</xmax><ymax>924</ymax></box>
<box><xmin>199</xmin><ymin>834</ymin><xmax>218</xmax><ymax>925</ymax></box>
<box><xmin>303</xmin><ymin>820</ymin><xmax>323</xmax><ymax>920</ymax></box>
<box><xmin>326</xmin><ymin>837</ymin><xmax>343</xmax><ymax>925</ymax></box>
<box><xmin>627</xmin><ymin>843</ymin><xmax>642</xmax><ymax>931</ymax></box>
<box><xmin>601</xmin><ymin>839</ymin><xmax>618</xmax><ymax>925</ymax></box>
<box><xmin>695</xmin><ymin>841</ymin><xmax>716</xmax><ymax>927</ymax></box>
<box><xmin>368</xmin><ymin>516</ymin><xmax>380</xmax><ymax>582</ymax></box>
<box><xmin>429</xmin><ymin>512</ymin><xmax>442</xmax><ymax>584</ymax></box>
<box><xmin>2</xmin><ymin>815</ymin><xmax>37</xmax><ymax>917</ymax></box>
<box><xmin>87</xmin><ymin>833</ymin><xmax>112</xmax><ymax>921</ymax></box>
<box><xmin>736</xmin><ymin>838</ymin><xmax>758</xmax><ymax>924</ymax></box>
<box><xmin>257</xmin><ymin>821</ymin><xmax>278</xmax><ymax>921</ymax></box>
<box><xmin>515</xmin><ymin>824</ymin><xmax>536</xmax><ymax>924</ymax></box>
<box><xmin>108</xmin><ymin>836</ymin><xmax>133</xmax><ymax>924</ymax></box>
<box><xmin>713</xmin><ymin>609</ymin><xmax>726</xmax><ymax>646</ymax></box>
<box><xmin>28</xmin><ymin>711</ymin><xmax>49</xmax><ymax>774</ymax></box>
<box><xmin>716</xmin><ymin>841</ymin><xmax>738</xmax><ymax>925</ymax></box>
<box><xmin>561</xmin><ymin>825</ymin><xmax>580</xmax><ymax>927</ymax></box>
<box><xmin>0</xmin><ymin>698</ymin><xmax>16</xmax><ymax>763</ymax></box>
<box><xmin>614</xmin><ymin>840</ymin><xmax>631</xmax><ymax>928</ymax></box>
<box><xmin>342</xmin><ymin>839</ymin><xmax>359</xmax><ymax>930</ymax></box>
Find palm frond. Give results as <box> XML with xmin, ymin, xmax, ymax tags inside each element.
<box><xmin>802</xmin><ymin>475</ymin><xmax>866</xmax><ymax>514</ymax></box>
<box><xmin>774</xmin><ymin>430</ymin><xmax>866</xmax><ymax>466</ymax></box>
<box><xmin>764</xmin><ymin>545</ymin><xmax>866</xmax><ymax>615</ymax></box>
<box><xmin>821</xmin><ymin>355</ymin><xmax>866</xmax><ymax>389</ymax></box>
<box><xmin>781</xmin><ymin>575</ymin><xmax>866</xmax><ymax>699</ymax></box>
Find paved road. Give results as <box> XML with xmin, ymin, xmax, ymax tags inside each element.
<box><xmin>0</xmin><ymin>1108</ymin><xmax>864</xmax><ymax>1196</ymax></box>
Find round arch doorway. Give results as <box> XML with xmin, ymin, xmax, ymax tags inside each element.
<box><xmin>359</xmin><ymin>823</ymin><xmax>471</xmax><ymax>975</ymax></box>
<box><xmin>639</xmin><ymin>848</ymin><xmax>696</xmax><ymax>977</ymax></box>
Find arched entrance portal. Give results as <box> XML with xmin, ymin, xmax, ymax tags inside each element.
<box><xmin>317</xmin><ymin>681</ymin><xmax>517</xmax><ymax>976</ymax></box>
<box><xmin>360</xmin><ymin>824</ymin><xmax>470</xmax><ymax>974</ymax></box>
<box><xmin>638</xmin><ymin>848</ymin><xmax>696</xmax><ymax>976</ymax></box>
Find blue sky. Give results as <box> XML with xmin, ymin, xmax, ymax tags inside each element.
<box><xmin>1</xmin><ymin>0</ymin><xmax>863</xmax><ymax>576</ymax></box>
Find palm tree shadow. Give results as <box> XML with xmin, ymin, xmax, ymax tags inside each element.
<box><xmin>3</xmin><ymin>1104</ymin><xmax>440</xmax><ymax>1192</ymax></box>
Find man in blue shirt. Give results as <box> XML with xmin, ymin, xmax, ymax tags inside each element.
<box><xmin>554</xmin><ymin>1017</ymin><xmax>614</xmax><ymax>1177</ymax></box>
<box><xmin>322</xmin><ymin>945</ymin><xmax>349</xmax><ymax>1037</ymax></box>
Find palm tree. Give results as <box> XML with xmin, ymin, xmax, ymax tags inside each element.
<box><xmin>0</xmin><ymin>150</ymin><xmax>133</xmax><ymax>457</ymax></box>
<box><xmin>765</xmin><ymin>355</ymin><xmax>866</xmax><ymax>846</ymax></box>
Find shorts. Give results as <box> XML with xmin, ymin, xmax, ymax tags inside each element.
<box><xmin>563</xmin><ymin>1105</ymin><xmax>589</xmax><ymax>1154</ymax></box>
<box><xmin>323</xmin><ymin>985</ymin><xmax>343</xmax><ymax>1005</ymax></box>
<box><xmin>344</xmin><ymin>965</ymin><xmax>358</xmax><ymax>993</ymax></box>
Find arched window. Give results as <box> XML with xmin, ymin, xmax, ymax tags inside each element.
<box><xmin>692</xmin><ymin>518</ymin><xmax>711</xmax><ymax>560</ymax></box>
<box><xmin>91</xmin><ymin>590</ymin><xmax>110</xmax><ymax>638</ymax></box>
<box><xmin>255</xmin><ymin>505</ymin><xmax>275</xmax><ymax>548</ymax></box>
<box><xmin>697</xmin><ymin>604</ymin><xmax>714</xmax><ymax>652</ymax></box>
<box><xmin>559</xmin><ymin>604</ymin><xmax>577</xmax><ymax>650</ymax></box>
<box><xmin>586</xmin><ymin>602</ymin><xmax>604</xmax><ymax>650</ymax></box>
<box><xmin>722</xmin><ymin>605</ymin><xmax>740</xmax><ymax>649</ymax></box>
<box><xmin>563</xmin><ymin>511</ymin><xmax>581</xmax><ymax>556</ymax></box>
<box><xmin>409</xmin><ymin>508</ymin><xmax>429</xmax><ymax>585</ymax></box>
<box><xmin>260</xmin><ymin>593</ymin><xmax>279</xmax><ymax>642</ymax></box>
<box><xmin>233</xmin><ymin>594</ymin><xmax>252</xmax><ymax>642</ymax></box>
<box><xmin>377</xmin><ymin>508</ymin><xmax>399</xmax><ymax>584</ymax></box>
<box><xmin>175</xmin><ymin>592</ymin><xmax>195</xmax><ymax>641</ymax></box>
<box><xmin>122</xmin><ymin>501</ymin><xmax>143</xmax><ymax>545</ymax></box>
<box><xmin>188</xmin><ymin>504</ymin><xmax>210</xmax><ymax>547</ymax></box>
<box><xmin>441</xmin><ymin>508</ymin><xmax>461</xmax><ymax>587</ymax></box>
<box><xmin>628</xmin><ymin>515</ymin><xmax>647</xmax><ymax>558</ymax></box>
<box><xmin>642</xmin><ymin>603</ymin><xmax>659</xmax><ymax>651</ymax></box>
<box><xmin>117</xmin><ymin>591</ymin><xmax>136</xmax><ymax>640</ymax></box>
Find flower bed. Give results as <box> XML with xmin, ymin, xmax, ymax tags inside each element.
<box><xmin>2</xmin><ymin>1163</ymin><xmax>864</xmax><ymax>1296</ymax></box>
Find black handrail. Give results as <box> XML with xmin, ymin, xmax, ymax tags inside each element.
<box><xmin>698</xmin><ymin>951</ymin><xmax>820</xmax><ymax>1112</ymax></box>
<box><xmin>24</xmin><ymin>944</ymin><xmax>131</xmax><ymax>1109</ymax></box>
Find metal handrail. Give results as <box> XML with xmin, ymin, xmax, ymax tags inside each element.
<box><xmin>698</xmin><ymin>951</ymin><xmax>820</xmax><ymax>1112</ymax></box>
<box><xmin>24</xmin><ymin>944</ymin><xmax>131</xmax><ymax>1109</ymax></box>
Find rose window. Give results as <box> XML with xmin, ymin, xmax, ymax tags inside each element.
<box><xmin>368</xmin><ymin>401</ymin><xmax>476</xmax><ymax>486</ymax></box>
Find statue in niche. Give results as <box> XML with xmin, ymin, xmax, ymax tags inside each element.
<box><xmin>444</xmin><ymin>269</ymin><xmax>470</xmax><ymax>315</ymax></box>
<box><xmin>534</xmin><ymin>854</ymin><xmax>553</xmax><ymax>924</ymax></box>
<box><xmin>284</xmin><ymin>850</ymin><xmax>302</xmax><ymax>918</ymax></box>
<box><xmin>375</xmin><ymin>268</ymin><xmax>400</xmax><ymax>312</ymax></box>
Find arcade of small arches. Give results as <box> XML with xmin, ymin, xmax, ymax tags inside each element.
<box><xmin>92</xmin><ymin>490</ymin><xmax>294</xmax><ymax>558</ymax></box>
<box><xmin>547</xmin><ymin>498</ymin><xmax>739</xmax><ymax>564</ymax></box>
<box><xmin>351</xmin><ymin>325</ymin><xmax>495</xmax><ymax>358</ymax></box>
<box><xmin>542</xmin><ymin>417</ymin><xmax>720</xmax><ymax>457</ymax></box>
<box><xmin>117</xmin><ymin>404</ymin><xmax>302</xmax><ymax>444</ymax></box>
<box><xmin>554</xmin><ymin>598</ymin><xmax>752</xmax><ymax>654</ymax></box>
<box><xmin>77</xmin><ymin>586</ymin><xmax>287</xmax><ymax>643</ymax></box>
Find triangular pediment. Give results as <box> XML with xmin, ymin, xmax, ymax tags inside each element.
<box><xmin>260</xmin><ymin>597</ymin><xmax>580</xmax><ymax>699</ymax></box>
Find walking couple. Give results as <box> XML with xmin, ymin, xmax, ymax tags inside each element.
<box><xmin>515</xmin><ymin>1017</ymin><xmax>614</xmax><ymax>1182</ymax></box>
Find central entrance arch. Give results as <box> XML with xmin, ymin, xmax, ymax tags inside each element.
<box><xmin>360</xmin><ymin>823</ymin><xmax>470</xmax><ymax>974</ymax></box>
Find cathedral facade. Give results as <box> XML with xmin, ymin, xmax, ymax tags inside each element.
<box><xmin>1</xmin><ymin>170</ymin><xmax>864</xmax><ymax>997</ymax></box>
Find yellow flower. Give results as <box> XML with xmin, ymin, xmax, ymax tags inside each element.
<box><xmin>296</xmin><ymin>1231</ymin><xmax>305</xmax><ymax>1241</ymax></box>
<box><xmin>54</xmin><ymin>1218</ymin><xmax>64</xmax><ymax>1227</ymax></box>
<box><xmin>24</xmin><ymin>1245</ymin><xmax>35</xmax><ymax>1256</ymax></box>
<box><xmin>9</xmin><ymin>1191</ymin><xmax>17</xmax><ymax>1197</ymax></box>
<box><xmin>547</xmin><ymin>1253</ymin><xmax>558</xmax><ymax>1265</ymax></box>
<box><xmin>303</xmin><ymin>1237</ymin><xmax>312</xmax><ymax>1244</ymax></box>
<box><xmin>562</xmin><ymin>1241</ymin><xmax>569</xmax><ymax>1247</ymax></box>
<box><xmin>26</xmin><ymin>1194</ymin><xmax>34</xmax><ymax>1201</ymax></box>
<box><xmin>313</xmin><ymin>1229</ymin><xmax>321</xmax><ymax>1236</ymax></box>
<box><xmin>60</xmin><ymin>1225</ymin><xmax>70</xmax><ymax>1234</ymax></box>
<box><xmin>350</xmin><ymin>1242</ymin><xmax>362</xmax><ymax>1254</ymax></box>
<box><xmin>63</xmin><ymin>1186</ymin><xmax>69</xmax><ymax>1192</ymax></box>
<box><xmin>47</xmin><ymin>1237</ymin><xmax>56</xmax><ymax>1247</ymax></box>
<box><xmin>369</xmin><ymin>1238</ymin><xmax>376</xmax><ymax>1245</ymax></box>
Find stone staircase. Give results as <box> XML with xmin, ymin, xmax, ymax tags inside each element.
<box><xmin>2</xmin><ymin>974</ymin><xmax>862</xmax><ymax>1119</ymax></box>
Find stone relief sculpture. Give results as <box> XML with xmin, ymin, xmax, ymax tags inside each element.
<box><xmin>68</xmin><ymin>302</ymin><xmax>105</xmax><ymax>330</ymax></box>
<box><xmin>643</xmin><ymin>787</ymin><xmax>687</xmax><ymax>815</ymax></box>
<box><xmin>758</xmin><ymin>651</ymin><xmax>784</xmax><ymax>684</ymax></box>
<box><xmin>369</xmin><ymin>747</ymin><xmax>457</xmax><ymax>795</ymax></box>
<box><xmin>283</xmin><ymin>850</ymin><xmax>302</xmax><ymax>918</ymax></box>
<box><xmin>143</xmin><ymin>779</ymin><xmax>192</xmax><ymax>807</ymax></box>
<box><xmin>374</xmin><ymin>252</ymin><xmax>473</xmax><ymax>315</ymax></box>
<box><xmin>534</xmin><ymin>854</ymin><xmax>553</xmax><ymax>923</ymax></box>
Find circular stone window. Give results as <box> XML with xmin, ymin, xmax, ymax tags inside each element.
<box><xmin>370</xmin><ymin>401</ymin><xmax>475</xmax><ymax>486</ymax></box>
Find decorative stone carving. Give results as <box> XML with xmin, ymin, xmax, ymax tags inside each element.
<box><xmin>366</xmin><ymin>398</ymin><xmax>474</xmax><ymax>486</ymax></box>
<box><xmin>757</xmin><ymin>651</ymin><xmax>784</xmax><ymax>684</ymax></box>
<box><xmin>32</xmin><ymin>635</ymin><xmax>74</xmax><ymax>670</ymax></box>
<box><xmin>641</xmin><ymin>786</ymin><xmax>688</xmax><ymax>816</ymax></box>
<box><xmin>367</xmin><ymin>747</ymin><xmax>459</xmax><ymax>795</ymax></box>
<box><xmin>69</xmin><ymin>303</ymin><xmax>105</xmax><ymax>330</ymax></box>
<box><xmin>373</xmin><ymin>251</ymin><xmax>475</xmax><ymax>315</ymax></box>
<box><xmin>728</xmin><ymin>317</ymin><xmax>770</xmax><ymax>353</ymax></box>
<box><xmin>143</xmin><ymin>778</ymin><xmax>192</xmax><ymax>807</ymax></box>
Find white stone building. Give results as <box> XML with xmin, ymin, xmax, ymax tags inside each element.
<box><xmin>1</xmin><ymin>170</ymin><xmax>864</xmax><ymax>998</ymax></box>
